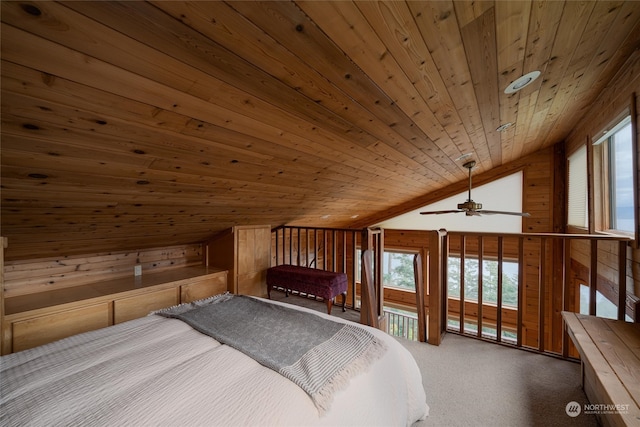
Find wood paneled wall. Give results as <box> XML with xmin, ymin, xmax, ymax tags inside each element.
<box><xmin>565</xmin><ymin>48</ymin><xmax>640</xmax><ymax>300</ymax></box>
<box><xmin>385</xmin><ymin>145</ymin><xmax>559</xmax><ymax>349</ymax></box>
<box><xmin>3</xmin><ymin>243</ymin><xmax>204</xmax><ymax>297</ymax></box>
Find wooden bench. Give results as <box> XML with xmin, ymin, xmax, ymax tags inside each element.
<box><xmin>266</xmin><ymin>265</ymin><xmax>347</xmax><ymax>315</ymax></box>
<box><xmin>562</xmin><ymin>311</ymin><xmax>640</xmax><ymax>426</ymax></box>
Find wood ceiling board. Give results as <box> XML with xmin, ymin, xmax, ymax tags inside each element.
<box><xmin>297</xmin><ymin>1</ymin><xmax>461</xmax><ymax>174</ymax></box>
<box><xmin>59</xmin><ymin>1</ymin><xmax>378</xmax><ymax>151</ymax></box>
<box><xmin>2</xmin><ymin>70</ymin><xmax>436</xmax><ymax>196</ymax></box>
<box><xmin>495</xmin><ymin>1</ymin><xmax>531</xmax><ymax>164</ymax></box>
<box><xmin>408</xmin><ymin>1</ymin><xmax>492</xmax><ymax>173</ymax></box>
<box><xmin>510</xmin><ymin>0</ymin><xmax>564</xmax><ymax>160</ymax></box>
<box><xmin>523</xmin><ymin>1</ymin><xmax>596</xmax><ymax>154</ymax></box>
<box><xmin>544</xmin><ymin>3</ymin><xmax>640</xmax><ymax>147</ymax></box>
<box><xmin>355</xmin><ymin>1</ymin><xmax>475</xmax><ymax>166</ymax></box>
<box><xmin>536</xmin><ymin>1</ymin><xmax>620</xmax><ymax>149</ymax></box>
<box><xmin>215</xmin><ymin>0</ymin><xmax>443</xmax><ymax>158</ymax></box>
<box><xmin>2</xmin><ymin>1</ymin><xmax>639</xmax><ymax>260</ymax></box>
<box><xmin>151</xmin><ymin>1</ymin><xmax>430</xmax><ymax>173</ymax></box>
<box><xmin>459</xmin><ymin>6</ymin><xmax>502</xmax><ymax>166</ymax></box>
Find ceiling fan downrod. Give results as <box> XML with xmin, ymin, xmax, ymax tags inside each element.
<box><xmin>458</xmin><ymin>161</ymin><xmax>482</xmax><ymax>213</ymax></box>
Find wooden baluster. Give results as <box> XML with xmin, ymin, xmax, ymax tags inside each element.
<box><xmin>414</xmin><ymin>253</ymin><xmax>427</xmax><ymax>342</ymax></box>
<box><xmin>497</xmin><ymin>236</ymin><xmax>503</xmax><ymax>343</ymax></box>
<box><xmin>332</xmin><ymin>230</ymin><xmax>337</xmax><ymax>272</ymax></box>
<box><xmin>322</xmin><ymin>230</ymin><xmax>327</xmax><ymax>270</ymax></box>
<box><xmin>539</xmin><ymin>237</ymin><xmax>546</xmax><ymax>352</ymax></box>
<box><xmin>590</xmin><ymin>239</ymin><xmax>598</xmax><ymax>316</ymax></box>
<box><xmin>376</xmin><ymin>230</ymin><xmax>385</xmax><ymax>324</ymax></box>
<box><xmin>427</xmin><ymin>230</ymin><xmax>446</xmax><ymax>346</ymax></box>
<box><xmin>517</xmin><ymin>237</ymin><xmax>524</xmax><ymax>348</ymax></box>
<box><xmin>288</xmin><ymin>228</ymin><xmax>293</xmax><ymax>266</ymax></box>
<box><xmin>562</xmin><ymin>237</ymin><xmax>571</xmax><ymax>358</ymax></box>
<box><xmin>361</xmin><ymin>249</ymin><xmax>378</xmax><ymax>328</ymax></box>
<box><xmin>618</xmin><ymin>240</ymin><xmax>627</xmax><ymax>320</ymax></box>
<box><xmin>460</xmin><ymin>235</ymin><xmax>466</xmax><ymax>334</ymax></box>
<box><xmin>314</xmin><ymin>228</ymin><xmax>318</xmax><ymax>268</ymax></box>
<box><xmin>342</xmin><ymin>230</ymin><xmax>347</xmax><ymax>274</ymax></box>
<box><xmin>477</xmin><ymin>236</ymin><xmax>483</xmax><ymax>339</ymax></box>
<box><xmin>297</xmin><ymin>228</ymin><xmax>301</xmax><ymax>267</ymax></box>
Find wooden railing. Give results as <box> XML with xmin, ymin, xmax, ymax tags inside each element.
<box><xmin>426</xmin><ymin>230</ymin><xmax>635</xmax><ymax>357</ymax></box>
<box><xmin>271</xmin><ymin>226</ymin><xmax>635</xmax><ymax>357</ymax></box>
<box><xmin>384</xmin><ymin>308</ymin><xmax>419</xmax><ymax>341</ymax></box>
<box><xmin>271</xmin><ymin>226</ymin><xmax>384</xmax><ymax>326</ymax></box>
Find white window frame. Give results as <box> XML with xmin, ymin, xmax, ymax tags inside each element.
<box><xmin>592</xmin><ymin>114</ymin><xmax>637</xmax><ymax>238</ymax></box>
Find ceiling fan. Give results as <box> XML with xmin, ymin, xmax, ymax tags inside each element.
<box><xmin>420</xmin><ymin>161</ymin><xmax>531</xmax><ymax>217</ymax></box>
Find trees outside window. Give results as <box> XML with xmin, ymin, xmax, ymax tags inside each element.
<box><xmin>382</xmin><ymin>251</ymin><xmax>416</xmax><ymax>290</ymax></box>
<box><xmin>447</xmin><ymin>256</ymin><xmax>518</xmax><ymax>307</ymax></box>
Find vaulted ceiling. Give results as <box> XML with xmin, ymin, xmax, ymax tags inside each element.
<box><xmin>2</xmin><ymin>1</ymin><xmax>640</xmax><ymax>260</ymax></box>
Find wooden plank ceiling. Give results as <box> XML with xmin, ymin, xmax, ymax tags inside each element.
<box><xmin>2</xmin><ymin>1</ymin><xmax>640</xmax><ymax>260</ymax></box>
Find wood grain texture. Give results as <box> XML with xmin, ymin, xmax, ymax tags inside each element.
<box><xmin>113</xmin><ymin>287</ymin><xmax>178</xmax><ymax>324</ymax></box>
<box><xmin>12</xmin><ymin>303</ymin><xmax>111</xmax><ymax>353</ymax></box>
<box><xmin>3</xmin><ymin>244</ymin><xmax>204</xmax><ymax>297</ymax></box>
<box><xmin>206</xmin><ymin>225</ymin><xmax>271</xmax><ymax>297</ymax></box>
<box><xmin>563</xmin><ymin>312</ymin><xmax>640</xmax><ymax>426</ymax></box>
<box><xmin>1</xmin><ymin>1</ymin><xmax>639</xmax><ymax>263</ymax></box>
<box><xmin>2</xmin><ymin>267</ymin><xmax>228</xmax><ymax>354</ymax></box>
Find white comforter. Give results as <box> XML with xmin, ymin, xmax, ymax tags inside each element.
<box><xmin>1</xmin><ymin>298</ymin><xmax>428</xmax><ymax>427</ymax></box>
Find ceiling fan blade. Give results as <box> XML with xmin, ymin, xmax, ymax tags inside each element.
<box><xmin>420</xmin><ymin>210</ymin><xmax>464</xmax><ymax>215</ymax></box>
<box><xmin>478</xmin><ymin>210</ymin><xmax>531</xmax><ymax>217</ymax></box>
<box><xmin>419</xmin><ymin>162</ymin><xmax>530</xmax><ymax>219</ymax></box>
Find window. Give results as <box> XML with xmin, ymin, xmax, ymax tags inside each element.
<box><xmin>567</xmin><ymin>145</ymin><xmax>588</xmax><ymax>228</ymax></box>
<box><xmin>579</xmin><ymin>284</ymin><xmax>632</xmax><ymax>322</ymax></box>
<box><xmin>447</xmin><ymin>256</ymin><xmax>519</xmax><ymax>307</ymax></box>
<box><xmin>382</xmin><ymin>251</ymin><xmax>416</xmax><ymax>290</ymax></box>
<box><xmin>594</xmin><ymin>115</ymin><xmax>636</xmax><ymax>234</ymax></box>
<box><xmin>608</xmin><ymin>117</ymin><xmax>634</xmax><ymax>232</ymax></box>
<box><xmin>355</xmin><ymin>249</ymin><xmax>417</xmax><ymax>291</ymax></box>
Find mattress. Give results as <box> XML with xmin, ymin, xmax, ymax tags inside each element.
<box><xmin>0</xmin><ymin>297</ymin><xmax>428</xmax><ymax>426</ymax></box>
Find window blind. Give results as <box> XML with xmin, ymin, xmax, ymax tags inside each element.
<box><xmin>568</xmin><ymin>145</ymin><xmax>588</xmax><ymax>228</ymax></box>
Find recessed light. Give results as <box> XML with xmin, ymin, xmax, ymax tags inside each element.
<box><xmin>455</xmin><ymin>153</ymin><xmax>473</xmax><ymax>162</ymax></box>
<box><xmin>504</xmin><ymin>71</ymin><xmax>540</xmax><ymax>94</ymax></box>
<box><xmin>496</xmin><ymin>122</ymin><xmax>514</xmax><ymax>132</ymax></box>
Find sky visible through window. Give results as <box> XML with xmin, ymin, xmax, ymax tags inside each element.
<box><xmin>611</xmin><ymin>121</ymin><xmax>634</xmax><ymax>232</ymax></box>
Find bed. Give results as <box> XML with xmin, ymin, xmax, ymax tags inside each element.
<box><xmin>0</xmin><ymin>294</ymin><xmax>428</xmax><ymax>426</ymax></box>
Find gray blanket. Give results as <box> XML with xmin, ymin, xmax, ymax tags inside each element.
<box><xmin>155</xmin><ymin>294</ymin><xmax>386</xmax><ymax>412</ymax></box>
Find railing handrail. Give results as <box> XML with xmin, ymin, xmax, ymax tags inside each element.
<box><xmin>272</xmin><ymin>225</ymin><xmax>634</xmax><ymax>355</ymax></box>
<box><xmin>436</xmin><ymin>228</ymin><xmax>633</xmax><ymax>357</ymax></box>
<box><xmin>446</xmin><ymin>230</ymin><xmax>632</xmax><ymax>241</ymax></box>
<box><xmin>272</xmin><ymin>224</ymin><xmax>363</xmax><ymax>233</ymax></box>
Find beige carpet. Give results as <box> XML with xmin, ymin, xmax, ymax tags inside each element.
<box><xmin>403</xmin><ymin>334</ymin><xmax>596</xmax><ymax>427</ymax></box>
<box><xmin>268</xmin><ymin>290</ymin><xmax>596</xmax><ymax>426</ymax></box>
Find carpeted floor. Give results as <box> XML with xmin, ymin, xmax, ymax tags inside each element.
<box><xmin>403</xmin><ymin>334</ymin><xmax>596</xmax><ymax>426</ymax></box>
<box><xmin>268</xmin><ymin>290</ymin><xmax>597</xmax><ymax>427</ymax></box>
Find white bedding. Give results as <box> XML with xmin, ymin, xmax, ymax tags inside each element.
<box><xmin>1</xmin><ymin>297</ymin><xmax>428</xmax><ymax>427</ymax></box>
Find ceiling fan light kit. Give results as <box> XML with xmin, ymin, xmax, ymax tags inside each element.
<box><xmin>420</xmin><ymin>160</ymin><xmax>531</xmax><ymax>218</ymax></box>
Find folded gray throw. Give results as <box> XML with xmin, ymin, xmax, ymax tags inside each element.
<box><xmin>155</xmin><ymin>294</ymin><xmax>386</xmax><ymax>413</ymax></box>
